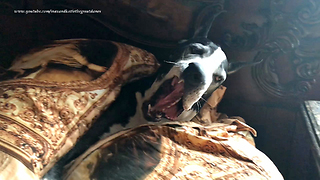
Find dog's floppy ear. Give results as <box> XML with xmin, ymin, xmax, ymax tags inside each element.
<box><xmin>193</xmin><ymin>10</ymin><xmax>227</xmax><ymax>38</ymax></box>
<box><xmin>227</xmin><ymin>59</ymin><xmax>263</xmax><ymax>74</ymax></box>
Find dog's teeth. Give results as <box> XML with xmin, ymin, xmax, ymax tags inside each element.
<box><xmin>147</xmin><ymin>104</ymin><xmax>154</xmax><ymax>117</ymax></box>
<box><xmin>173</xmin><ymin>98</ymin><xmax>181</xmax><ymax>105</ymax></box>
<box><xmin>178</xmin><ymin>80</ymin><xmax>184</xmax><ymax>84</ymax></box>
<box><xmin>148</xmin><ymin>104</ymin><xmax>152</xmax><ymax>112</ymax></box>
<box><xmin>162</xmin><ymin>98</ymin><xmax>182</xmax><ymax>111</ymax></box>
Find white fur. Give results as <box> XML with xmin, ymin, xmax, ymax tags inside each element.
<box><xmin>107</xmin><ymin>48</ymin><xmax>227</xmax><ymax>136</ymax></box>
<box><xmin>177</xmin><ymin>47</ymin><xmax>227</xmax><ymax>110</ymax></box>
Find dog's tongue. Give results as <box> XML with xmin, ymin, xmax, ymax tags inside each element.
<box><xmin>150</xmin><ymin>76</ymin><xmax>184</xmax><ymax>119</ymax></box>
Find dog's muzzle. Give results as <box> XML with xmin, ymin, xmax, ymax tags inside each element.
<box><xmin>182</xmin><ymin>62</ymin><xmax>206</xmax><ymax>89</ymax></box>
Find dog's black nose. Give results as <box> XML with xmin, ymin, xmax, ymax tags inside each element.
<box><xmin>182</xmin><ymin>62</ymin><xmax>205</xmax><ymax>86</ymax></box>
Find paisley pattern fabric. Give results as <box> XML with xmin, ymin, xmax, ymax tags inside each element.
<box><xmin>63</xmin><ymin>87</ymin><xmax>283</xmax><ymax>180</ymax></box>
<box><xmin>0</xmin><ymin>40</ymin><xmax>159</xmax><ymax>178</ymax></box>
<box><xmin>0</xmin><ymin>39</ymin><xmax>283</xmax><ymax>180</ymax></box>
<box><xmin>63</xmin><ymin>121</ymin><xmax>283</xmax><ymax>180</ymax></box>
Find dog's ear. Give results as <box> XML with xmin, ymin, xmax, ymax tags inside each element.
<box><xmin>227</xmin><ymin>59</ymin><xmax>263</xmax><ymax>74</ymax></box>
<box><xmin>193</xmin><ymin>10</ymin><xmax>227</xmax><ymax>38</ymax></box>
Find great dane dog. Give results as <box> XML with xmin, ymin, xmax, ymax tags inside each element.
<box><xmin>41</xmin><ymin>12</ymin><xmax>261</xmax><ymax>180</ymax></box>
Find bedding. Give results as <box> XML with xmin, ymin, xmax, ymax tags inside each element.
<box><xmin>63</xmin><ymin>87</ymin><xmax>283</xmax><ymax>180</ymax></box>
<box><xmin>0</xmin><ymin>40</ymin><xmax>283</xmax><ymax>180</ymax></box>
<box><xmin>0</xmin><ymin>40</ymin><xmax>159</xmax><ymax>179</ymax></box>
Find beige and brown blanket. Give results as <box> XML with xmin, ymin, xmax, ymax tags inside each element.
<box><xmin>0</xmin><ymin>40</ymin><xmax>283</xmax><ymax>180</ymax></box>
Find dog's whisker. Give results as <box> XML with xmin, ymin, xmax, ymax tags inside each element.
<box><xmin>163</xmin><ymin>60</ymin><xmax>177</xmax><ymax>65</ymax></box>
<box><xmin>200</xmin><ymin>97</ymin><xmax>207</xmax><ymax>103</ymax></box>
<box><xmin>195</xmin><ymin>102</ymin><xmax>199</xmax><ymax>112</ymax></box>
<box><xmin>196</xmin><ymin>101</ymin><xmax>201</xmax><ymax>112</ymax></box>
<box><xmin>200</xmin><ymin>97</ymin><xmax>214</xmax><ymax>109</ymax></box>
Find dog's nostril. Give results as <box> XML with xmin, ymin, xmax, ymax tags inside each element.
<box><xmin>182</xmin><ymin>63</ymin><xmax>205</xmax><ymax>85</ymax></box>
<box><xmin>192</xmin><ymin>73</ymin><xmax>202</xmax><ymax>82</ymax></box>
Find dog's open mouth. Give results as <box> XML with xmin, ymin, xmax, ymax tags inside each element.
<box><xmin>142</xmin><ymin>76</ymin><xmax>184</xmax><ymax>121</ymax></box>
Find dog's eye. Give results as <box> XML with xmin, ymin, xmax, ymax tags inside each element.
<box><xmin>189</xmin><ymin>45</ymin><xmax>205</xmax><ymax>55</ymax></box>
<box><xmin>213</xmin><ymin>75</ymin><xmax>223</xmax><ymax>82</ymax></box>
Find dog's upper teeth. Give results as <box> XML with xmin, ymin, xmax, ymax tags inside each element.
<box><xmin>178</xmin><ymin>80</ymin><xmax>184</xmax><ymax>84</ymax></box>
<box><xmin>172</xmin><ymin>98</ymin><xmax>181</xmax><ymax>106</ymax></box>
<box><xmin>162</xmin><ymin>98</ymin><xmax>182</xmax><ymax>111</ymax></box>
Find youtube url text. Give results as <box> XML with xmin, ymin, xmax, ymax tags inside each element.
<box><xmin>13</xmin><ymin>9</ymin><xmax>102</xmax><ymax>15</ymax></box>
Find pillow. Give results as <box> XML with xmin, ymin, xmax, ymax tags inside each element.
<box><xmin>0</xmin><ymin>39</ymin><xmax>159</xmax><ymax>179</ymax></box>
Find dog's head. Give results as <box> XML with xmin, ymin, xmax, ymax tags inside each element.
<box><xmin>140</xmin><ymin>12</ymin><xmax>261</xmax><ymax>122</ymax></box>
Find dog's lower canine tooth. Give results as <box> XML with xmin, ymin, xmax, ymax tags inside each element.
<box><xmin>148</xmin><ymin>104</ymin><xmax>152</xmax><ymax>111</ymax></box>
<box><xmin>178</xmin><ymin>80</ymin><xmax>184</xmax><ymax>83</ymax></box>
